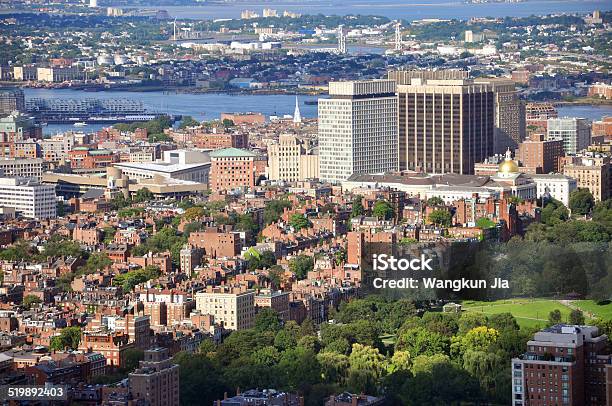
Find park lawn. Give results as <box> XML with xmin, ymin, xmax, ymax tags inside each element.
<box><xmin>571</xmin><ymin>300</ymin><xmax>612</xmax><ymax>320</ymax></box>
<box><xmin>461</xmin><ymin>299</ymin><xmax>574</xmax><ymax>329</ymax></box>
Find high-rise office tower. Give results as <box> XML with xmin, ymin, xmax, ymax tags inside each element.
<box><xmin>318</xmin><ymin>80</ymin><xmax>398</xmax><ymax>182</ymax></box>
<box><xmin>390</xmin><ymin>70</ymin><xmax>494</xmax><ymax>174</ymax></box>
<box><xmin>474</xmin><ymin>78</ymin><xmax>526</xmax><ymax>153</ymax></box>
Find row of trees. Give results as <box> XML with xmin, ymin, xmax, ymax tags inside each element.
<box><xmin>173</xmin><ymin>297</ymin><xmax>539</xmax><ymax>406</ymax></box>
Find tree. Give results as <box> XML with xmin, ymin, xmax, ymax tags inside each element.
<box><xmin>427</xmin><ymin>197</ymin><xmax>444</xmax><ymax>206</ymax></box>
<box><xmin>488</xmin><ymin>313</ymin><xmax>519</xmax><ymax>332</ymax></box>
<box><xmin>22</xmin><ymin>294</ymin><xmax>42</xmax><ymax>310</ymax></box>
<box><xmin>317</xmin><ymin>351</ymin><xmax>349</xmax><ymax>383</ymax></box>
<box><xmin>49</xmin><ymin>327</ymin><xmax>81</xmax><ymax>350</ymax></box>
<box><xmin>222</xmin><ymin>118</ymin><xmax>235</xmax><ymax>128</ymax></box>
<box><xmin>347</xmin><ymin>344</ymin><xmax>386</xmax><ymax>394</ymax></box>
<box><xmin>569</xmin><ymin>188</ymin><xmax>595</xmax><ymax>216</ymax></box>
<box><xmin>134</xmin><ymin>187</ymin><xmax>154</xmax><ymax>203</ymax></box>
<box><xmin>569</xmin><ymin>309</ymin><xmax>585</xmax><ymax>325</ymax></box>
<box><xmin>289</xmin><ymin>255</ymin><xmax>314</xmax><ymax>280</ymax></box>
<box><xmin>254</xmin><ymin>309</ymin><xmax>283</xmax><ymax>333</ymax></box>
<box><xmin>475</xmin><ymin>217</ymin><xmax>496</xmax><ymax>229</ymax></box>
<box><xmin>351</xmin><ymin>196</ymin><xmax>364</xmax><ymax>218</ymax></box>
<box><xmin>183</xmin><ymin>206</ymin><xmax>205</xmax><ymax>221</ymax></box>
<box><xmin>82</xmin><ymin>252</ymin><xmax>112</xmax><ymax>274</ymax></box>
<box><xmin>264</xmin><ymin>199</ymin><xmax>291</xmax><ymax>225</ymax></box>
<box><xmin>289</xmin><ymin>213</ymin><xmax>311</xmax><ymax>231</ymax></box>
<box><xmin>548</xmin><ymin>309</ymin><xmax>562</xmax><ymax>325</ymax></box>
<box><xmin>373</xmin><ymin>200</ymin><xmax>394</xmax><ymax>220</ymax></box>
<box><xmin>428</xmin><ymin>209</ymin><xmax>452</xmax><ymax>227</ymax></box>
<box><xmin>277</xmin><ymin>347</ymin><xmax>321</xmax><ymax>392</ymax></box>
<box><xmin>395</xmin><ymin>327</ymin><xmax>449</xmax><ymax>356</ymax></box>
<box><xmin>179</xmin><ymin>115</ymin><xmax>200</xmax><ymax>129</ymax></box>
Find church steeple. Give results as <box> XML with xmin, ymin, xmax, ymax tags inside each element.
<box><xmin>293</xmin><ymin>96</ymin><xmax>302</xmax><ymax>124</ymax></box>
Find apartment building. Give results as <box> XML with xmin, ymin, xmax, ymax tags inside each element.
<box><xmin>561</xmin><ymin>153</ymin><xmax>610</xmax><ymax>201</ymax></box>
<box><xmin>267</xmin><ymin>134</ymin><xmax>319</xmax><ymax>182</ymax></box>
<box><xmin>195</xmin><ymin>286</ymin><xmax>255</xmax><ymax>331</ymax></box>
<box><xmin>129</xmin><ymin>347</ymin><xmax>180</xmax><ymax>406</ymax></box>
<box><xmin>209</xmin><ymin>147</ymin><xmax>264</xmax><ymax>191</ymax></box>
<box><xmin>511</xmin><ymin>325</ymin><xmax>612</xmax><ymax>406</ymax></box>
<box><xmin>0</xmin><ymin>158</ymin><xmax>43</xmax><ymax>180</ymax></box>
<box><xmin>516</xmin><ymin>133</ymin><xmax>564</xmax><ymax>174</ymax></box>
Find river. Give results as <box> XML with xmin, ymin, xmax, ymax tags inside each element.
<box><xmin>23</xmin><ymin>88</ymin><xmax>612</xmax><ymax>135</ymax></box>
<box><xmin>109</xmin><ymin>0</ymin><xmax>609</xmax><ymax>21</ymax></box>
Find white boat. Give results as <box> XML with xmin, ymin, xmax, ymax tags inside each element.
<box><xmin>73</xmin><ymin>122</ymin><xmax>88</xmax><ymax>127</ymax></box>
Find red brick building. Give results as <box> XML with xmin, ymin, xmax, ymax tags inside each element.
<box><xmin>516</xmin><ymin>133</ymin><xmax>563</xmax><ymax>174</ymax></box>
<box><xmin>209</xmin><ymin>147</ymin><xmax>264</xmax><ymax>192</ymax></box>
<box><xmin>188</xmin><ymin>227</ymin><xmax>241</xmax><ymax>258</ymax></box>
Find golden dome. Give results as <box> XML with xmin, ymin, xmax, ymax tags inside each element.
<box><xmin>498</xmin><ymin>148</ymin><xmax>519</xmax><ymax>174</ymax></box>
<box><xmin>499</xmin><ymin>159</ymin><xmax>519</xmax><ymax>174</ymax></box>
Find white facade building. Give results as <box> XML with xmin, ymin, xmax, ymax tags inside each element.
<box><xmin>529</xmin><ymin>174</ymin><xmax>577</xmax><ymax>206</ymax></box>
<box><xmin>0</xmin><ymin>177</ymin><xmax>57</xmax><ymax>219</ymax></box>
<box><xmin>318</xmin><ymin>79</ymin><xmax>398</xmax><ymax>182</ymax></box>
<box><xmin>114</xmin><ymin>149</ymin><xmax>210</xmax><ymax>184</ymax></box>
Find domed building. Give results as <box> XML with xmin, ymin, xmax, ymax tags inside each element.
<box><xmin>497</xmin><ymin>148</ymin><xmax>520</xmax><ymax>177</ymax></box>
<box><xmin>490</xmin><ymin>149</ymin><xmax>536</xmax><ymax>200</ymax></box>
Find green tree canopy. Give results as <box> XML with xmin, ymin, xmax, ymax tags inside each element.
<box><xmin>373</xmin><ymin>200</ymin><xmax>394</xmax><ymax>220</ymax></box>
<box><xmin>569</xmin><ymin>188</ymin><xmax>595</xmax><ymax>216</ymax></box>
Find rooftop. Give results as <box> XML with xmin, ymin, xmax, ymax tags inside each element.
<box><xmin>210</xmin><ymin>147</ymin><xmax>258</xmax><ymax>158</ymax></box>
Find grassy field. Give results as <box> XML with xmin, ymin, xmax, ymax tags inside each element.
<box><xmin>462</xmin><ymin>299</ymin><xmax>575</xmax><ymax>329</ymax></box>
<box><xmin>571</xmin><ymin>300</ymin><xmax>612</xmax><ymax>320</ymax></box>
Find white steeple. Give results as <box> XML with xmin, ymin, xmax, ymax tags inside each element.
<box><xmin>293</xmin><ymin>96</ymin><xmax>302</xmax><ymax>124</ymax></box>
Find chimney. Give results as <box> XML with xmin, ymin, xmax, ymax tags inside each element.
<box><xmin>224</xmin><ymin>392</ymin><xmax>227</xmax><ymax>400</ymax></box>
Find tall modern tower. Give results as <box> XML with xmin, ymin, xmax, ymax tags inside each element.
<box><xmin>474</xmin><ymin>78</ymin><xmax>525</xmax><ymax>153</ymax></box>
<box><xmin>390</xmin><ymin>70</ymin><xmax>494</xmax><ymax>175</ymax></box>
<box><xmin>318</xmin><ymin>80</ymin><xmax>398</xmax><ymax>182</ymax></box>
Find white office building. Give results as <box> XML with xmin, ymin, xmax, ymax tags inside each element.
<box><xmin>0</xmin><ymin>177</ymin><xmax>57</xmax><ymax>219</ymax></box>
<box><xmin>528</xmin><ymin>174</ymin><xmax>577</xmax><ymax>206</ymax></box>
<box><xmin>547</xmin><ymin>117</ymin><xmax>591</xmax><ymax>155</ymax></box>
<box><xmin>318</xmin><ymin>79</ymin><xmax>398</xmax><ymax>182</ymax></box>
<box><xmin>114</xmin><ymin>149</ymin><xmax>210</xmax><ymax>184</ymax></box>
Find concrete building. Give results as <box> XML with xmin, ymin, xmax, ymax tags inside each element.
<box><xmin>516</xmin><ymin>133</ymin><xmax>564</xmax><ymax>174</ymax></box>
<box><xmin>562</xmin><ymin>153</ymin><xmax>611</xmax><ymax>202</ymax></box>
<box><xmin>267</xmin><ymin>134</ymin><xmax>319</xmax><ymax>182</ymax></box>
<box><xmin>511</xmin><ymin>325</ymin><xmax>612</xmax><ymax>406</ymax></box>
<box><xmin>0</xmin><ymin>89</ymin><xmax>25</xmax><ymax>115</ymax></box>
<box><xmin>528</xmin><ymin>173</ymin><xmax>577</xmax><ymax>206</ymax></box>
<box><xmin>318</xmin><ymin>79</ymin><xmax>398</xmax><ymax>182</ymax></box>
<box><xmin>12</xmin><ymin>66</ymin><xmax>38</xmax><ymax>81</ymax></box>
<box><xmin>129</xmin><ymin>348</ymin><xmax>179</xmax><ymax>406</ymax></box>
<box><xmin>474</xmin><ymin>78</ymin><xmax>525</xmax><ymax>153</ymax></box>
<box><xmin>393</xmin><ymin>72</ymin><xmax>494</xmax><ymax>174</ymax></box>
<box><xmin>0</xmin><ymin>177</ymin><xmax>56</xmax><ymax>219</ymax></box>
<box><xmin>209</xmin><ymin>147</ymin><xmax>264</xmax><ymax>191</ymax></box>
<box><xmin>114</xmin><ymin>149</ymin><xmax>210</xmax><ymax>184</ymax></box>
<box><xmin>36</xmin><ymin>67</ymin><xmax>82</xmax><ymax>83</ymax></box>
<box><xmin>547</xmin><ymin>117</ymin><xmax>591</xmax><ymax>155</ymax></box>
<box><xmin>0</xmin><ymin>158</ymin><xmax>43</xmax><ymax>180</ymax></box>
<box><xmin>195</xmin><ymin>286</ymin><xmax>255</xmax><ymax>331</ymax></box>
